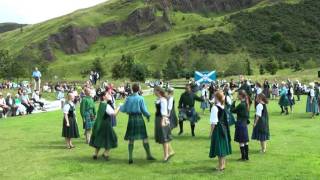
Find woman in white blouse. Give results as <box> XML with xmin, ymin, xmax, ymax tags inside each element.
<box><xmin>154</xmin><ymin>87</ymin><xmax>175</xmax><ymax>162</ymax></box>
<box><xmin>209</xmin><ymin>91</ymin><xmax>232</xmax><ymax>171</ymax></box>
<box><xmin>90</xmin><ymin>91</ymin><xmax>120</xmax><ymax>160</ymax></box>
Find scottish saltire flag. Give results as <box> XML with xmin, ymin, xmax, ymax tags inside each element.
<box><xmin>194</xmin><ymin>71</ymin><xmax>216</xmax><ymax>84</ymax></box>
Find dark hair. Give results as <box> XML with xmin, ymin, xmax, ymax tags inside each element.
<box><xmin>238</xmin><ymin>90</ymin><xmax>250</xmax><ymax>110</ymax></box>
<box><xmin>257</xmin><ymin>93</ymin><xmax>268</xmax><ymax>104</ymax></box>
<box><xmin>154</xmin><ymin>86</ymin><xmax>167</xmax><ymax>98</ymax></box>
<box><xmin>132</xmin><ymin>83</ymin><xmax>140</xmax><ymax>93</ymax></box>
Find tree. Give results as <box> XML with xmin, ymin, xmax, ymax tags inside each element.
<box><xmin>152</xmin><ymin>70</ymin><xmax>162</xmax><ymax>79</ymax></box>
<box><xmin>265</xmin><ymin>58</ymin><xmax>278</xmax><ymax>75</ymax></box>
<box><xmin>293</xmin><ymin>61</ymin><xmax>302</xmax><ymax>71</ymax></box>
<box><xmin>259</xmin><ymin>64</ymin><xmax>265</xmax><ymax>75</ymax></box>
<box><xmin>162</xmin><ymin>57</ymin><xmax>179</xmax><ymax>80</ymax></box>
<box><xmin>130</xmin><ymin>64</ymin><xmax>148</xmax><ymax>82</ymax></box>
<box><xmin>111</xmin><ymin>54</ymin><xmax>135</xmax><ymax>79</ymax></box>
<box><xmin>92</xmin><ymin>57</ymin><xmax>106</xmax><ymax>78</ymax></box>
<box><xmin>246</xmin><ymin>59</ymin><xmax>253</xmax><ymax>75</ymax></box>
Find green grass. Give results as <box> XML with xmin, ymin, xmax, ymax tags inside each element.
<box><xmin>1</xmin><ymin>90</ymin><xmax>320</xmax><ymax>179</ymax></box>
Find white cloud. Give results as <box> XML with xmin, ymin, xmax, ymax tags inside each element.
<box><xmin>0</xmin><ymin>0</ymin><xmax>108</xmax><ymax>24</ymax></box>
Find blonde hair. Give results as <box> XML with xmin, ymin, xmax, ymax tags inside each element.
<box><xmin>214</xmin><ymin>90</ymin><xmax>225</xmax><ymax>105</ymax></box>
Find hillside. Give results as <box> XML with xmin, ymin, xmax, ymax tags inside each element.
<box><xmin>0</xmin><ymin>0</ymin><xmax>319</xmax><ymax>80</ymax></box>
<box><xmin>0</xmin><ymin>23</ymin><xmax>27</xmax><ymax>34</ymax></box>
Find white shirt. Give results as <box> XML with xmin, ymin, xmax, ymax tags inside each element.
<box><xmin>32</xmin><ymin>93</ymin><xmax>40</xmax><ymax>101</ymax></box>
<box><xmin>210</xmin><ymin>103</ymin><xmax>224</xmax><ymax>125</ymax></box>
<box><xmin>0</xmin><ymin>98</ymin><xmax>6</xmax><ymax>106</ymax></box>
<box><xmin>201</xmin><ymin>88</ymin><xmax>208</xmax><ymax>98</ymax></box>
<box><xmin>156</xmin><ymin>97</ymin><xmax>168</xmax><ymax>116</ymax></box>
<box><xmin>256</xmin><ymin>87</ymin><xmax>262</xmax><ymax>94</ymax></box>
<box><xmin>63</xmin><ymin>102</ymin><xmax>75</xmax><ymax>114</ymax></box>
<box><xmin>168</xmin><ymin>96</ymin><xmax>174</xmax><ymax>112</ymax></box>
<box><xmin>226</xmin><ymin>96</ymin><xmax>232</xmax><ymax>106</ymax></box>
<box><xmin>256</xmin><ymin>103</ymin><xmax>264</xmax><ymax>117</ymax></box>
<box><xmin>106</xmin><ymin>104</ymin><xmax>115</xmax><ymax>115</ymax></box>
<box><xmin>310</xmin><ymin>89</ymin><xmax>315</xmax><ymax>97</ymax></box>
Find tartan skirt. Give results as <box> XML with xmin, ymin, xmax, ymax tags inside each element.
<box><xmin>124</xmin><ymin>114</ymin><xmax>148</xmax><ymax>141</ymax></box>
<box><xmin>178</xmin><ymin>108</ymin><xmax>200</xmax><ymax>123</ymax></box>
<box><xmin>154</xmin><ymin>116</ymin><xmax>172</xmax><ymax>144</ymax></box>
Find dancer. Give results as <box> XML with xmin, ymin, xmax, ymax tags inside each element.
<box><xmin>279</xmin><ymin>82</ymin><xmax>290</xmax><ymax>115</ymax></box>
<box><xmin>154</xmin><ymin>87</ymin><xmax>175</xmax><ymax>162</ymax></box>
<box><xmin>80</xmin><ymin>88</ymin><xmax>96</xmax><ymax>144</ymax></box>
<box><xmin>263</xmin><ymin>79</ymin><xmax>271</xmax><ymax>99</ymax></box>
<box><xmin>209</xmin><ymin>90</ymin><xmax>232</xmax><ymax>171</ymax></box>
<box><xmin>252</xmin><ymin>93</ymin><xmax>270</xmax><ymax>153</ymax></box>
<box><xmin>271</xmin><ymin>80</ymin><xmax>279</xmax><ymax>100</ymax></box>
<box><xmin>200</xmin><ymin>84</ymin><xmax>209</xmax><ymax>114</ymax></box>
<box><xmin>306</xmin><ymin>82</ymin><xmax>319</xmax><ymax>118</ymax></box>
<box><xmin>62</xmin><ymin>92</ymin><xmax>80</xmax><ymax>149</ymax></box>
<box><xmin>90</xmin><ymin>91</ymin><xmax>119</xmax><ymax>160</ymax></box>
<box><xmin>178</xmin><ymin>84</ymin><xmax>203</xmax><ymax>136</ymax></box>
<box><xmin>288</xmin><ymin>83</ymin><xmax>295</xmax><ymax>113</ymax></box>
<box><xmin>120</xmin><ymin>83</ymin><xmax>155</xmax><ymax>164</ymax></box>
<box><xmin>231</xmin><ymin>90</ymin><xmax>250</xmax><ymax>161</ymax></box>
<box><xmin>167</xmin><ymin>88</ymin><xmax>178</xmax><ymax>129</ymax></box>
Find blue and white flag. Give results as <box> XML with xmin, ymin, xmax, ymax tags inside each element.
<box><xmin>194</xmin><ymin>71</ymin><xmax>216</xmax><ymax>84</ymax></box>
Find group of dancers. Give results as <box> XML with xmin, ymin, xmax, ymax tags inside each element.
<box><xmin>61</xmin><ymin>77</ymin><xmax>272</xmax><ymax>171</ymax></box>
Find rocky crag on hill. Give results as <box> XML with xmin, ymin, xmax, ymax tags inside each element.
<box><xmin>36</xmin><ymin>0</ymin><xmax>262</xmax><ymax>61</ymax></box>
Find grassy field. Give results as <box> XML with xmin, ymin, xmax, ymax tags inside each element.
<box><xmin>0</xmin><ymin>90</ymin><xmax>320</xmax><ymax>179</ymax></box>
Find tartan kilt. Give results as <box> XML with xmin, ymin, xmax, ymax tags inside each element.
<box><xmin>124</xmin><ymin>114</ymin><xmax>148</xmax><ymax>141</ymax></box>
<box><xmin>178</xmin><ymin>108</ymin><xmax>200</xmax><ymax>123</ymax></box>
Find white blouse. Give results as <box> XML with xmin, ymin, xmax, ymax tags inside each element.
<box><xmin>256</xmin><ymin>103</ymin><xmax>264</xmax><ymax>117</ymax></box>
<box><xmin>210</xmin><ymin>103</ymin><xmax>224</xmax><ymax>125</ymax></box>
<box><xmin>63</xmin><ymin>102</ymin><xmax>75</xmax><ymax>114</ymax></box>
<box><xmin>310</xmin><ymin>89</ymin><xmax>315</xmax><ymax>97</ymax></box>
<box><xmin>106</xmin><ymin>104</ymin><xmax>115</xmax><ymax>115</ymax></box>
<box><xmin>156</xmin><ymin>97</ymin><xmax>168</xmax><ymax>116</ymax></box>
<box><xmin>168</xmin><ymin>96</ymin><xmax>174</xmax><ymax>112</ymax></box>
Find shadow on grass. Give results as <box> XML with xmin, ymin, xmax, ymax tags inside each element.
<box><xmin>172</xmin><ymin>135</ymin><xmax>210</xmax><ymax>141</ymax></box>
<box><xmin>56</xmin><ymin>155</ymin><xmax>163</xmax><ymax>166</ymax></box>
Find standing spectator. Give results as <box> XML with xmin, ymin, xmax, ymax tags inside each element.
<box><xmin>32</xmin><ymin>67</ymin><xmax>42</xmax><ymax>91</ymax></box>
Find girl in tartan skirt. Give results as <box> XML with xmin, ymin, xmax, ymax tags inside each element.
<box><xmin>209</xmin><ymin>90</ymin><xmax>232</xmax><ymax>171</ymax></box>
<box><xmin>62</xmin><ymin>92</ymin><xmax>80</xmax><ymax>149</ymax></box>
<box><xmin>252</xmin><ymin>93</ymin><xmax>270</xmax><ymax>153</ymax></box>
<box><xmin>231</xmin><ymin>90</ymin><xmax>251</xmax><ymax>161</ymax></box>
<box><xmin>154</xmin><ymin>87</ymin><xmax>175</xmax><ymax>162</ymax></box>
<box><xmin>90</xmin><ymin>91</ymin><xmax>120</xmax><ymax>160</ymax></box>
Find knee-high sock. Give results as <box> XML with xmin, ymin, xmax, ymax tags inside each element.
<box><xmin>244</xmin><ymin>144</ymin><xmax>249</xmax><ymax>160</ymax></box>
<box><xmin>128</xmin><ymin>144</ymin><xmax>134</xmax><ymax>160</ymax></box>
<box><xmin>240</xmin><ymin>146</ymin><xmax>245</xmax><ymax>160</ymax></box>
<box><xmin>281</xmin><ymin>106</ymin><xmax>284</xmax><ymax>113</ymax></box>
<box><xmin>191</xmin><ymin>124</ymin><xmax>195</xmax><ymax>136</ymax></box>
<box><xmin>179</xmin><ymin>121</ymin><xmax>183</xmax><ymax>133</ymax></box>
<box><xmin>143</xmin><ymin>143</ymin><xmax>152</xmax><ymax>158</ymax></box>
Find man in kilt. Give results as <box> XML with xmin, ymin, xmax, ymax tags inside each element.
<box><xmin>120</xmin><ymin>83</ymin><xmax>156</xmax><ymax>164</ymax></box>
<box><xmin>178</xmin><ymin>84</ymin><xmax>203</xmax><ymax>137</ymax></box>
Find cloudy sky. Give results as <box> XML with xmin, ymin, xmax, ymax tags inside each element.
<box><xmin>0</xmin><ymin>0</ymin><xmax>108</xmax><ymax>24</ymax></box>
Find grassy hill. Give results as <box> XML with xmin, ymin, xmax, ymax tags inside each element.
<box><xmin>0</xmin><ymin>0</ymin><xmax>319</xmax><ymax>81</ymax></box>
<box><xmin>0</xmin><ymin>23</ymin><xmax>27</xmax><ymax>34</ymax></box>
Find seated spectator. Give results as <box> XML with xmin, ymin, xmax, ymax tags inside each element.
<box><xmin>20</xmin><ymin>91</ymin><xmax>34</xmax><ymax>114</ymax></box>
<box><xmin>32</xmin><ymin>90</ymin><xmax>46</xmax><ymax>111</ymax></box>
<box><xmin>14</xmin><ymin>94</ymin><xmax>26</xmax><ymax>116</ymax></box>
<box><xmin>43</xmin><ymin>83</ymin><xmax>51</xmax><ymax>92</ymax></box>
<box><xmin>5</xmin><ymin>93</ymin><xmax>17</xmax><ymax>117</ymax></box>
<box><xmin>0</xmin><ymin>92</ymin><xmax>10</xmax><ymax>118</ymax></box>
